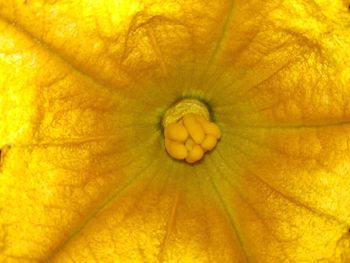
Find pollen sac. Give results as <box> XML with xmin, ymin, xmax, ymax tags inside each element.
<box><xmin>164</xmin><ymin>113</ymin><xmax>221</xmax><ymax>164</ymax></box>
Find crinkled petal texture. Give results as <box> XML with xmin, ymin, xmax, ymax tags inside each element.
<box><xmin>1</xmin><ymin>0</ymin><xmax>350</xmax><ymax>262</ymax></box>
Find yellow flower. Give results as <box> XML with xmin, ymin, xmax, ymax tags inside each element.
<box><xmin>1</xmin><ymin>0</ymin><xmax>350</xmax><ymax>262</ymax></box>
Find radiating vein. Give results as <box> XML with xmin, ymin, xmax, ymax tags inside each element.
<box><xmin>0</xmin><ymin>14</ymin><xmax>128</xmax><ymax>96</ymax></box>
<box><xmin>207</xmin><ymin>173</ymin><xmax>250</xmax><ymax>263</ymax></box>
<box><xmin>219</xmin><ymin>142</ymin><xmax>349</xmax><ymax>227</ymax></box>
<box><xmin>43</xmin><ymin>146</ymin><xmax>163</xmax><ymax>261</ymax></box>
<box><xmin>205</xmin><ymin>0</ymin><xmax>235</xmax><ymax>67</ymax></box>
<box><xmin>227</xmin><ymin>119</ymin><xmax>350</xmax><ymax>130</ymax></box>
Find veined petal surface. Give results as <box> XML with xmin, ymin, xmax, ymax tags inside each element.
<box><xmin>0</xmin><ymin>0</ymin><xmax>350</xmax><ymax>262</ymax></box>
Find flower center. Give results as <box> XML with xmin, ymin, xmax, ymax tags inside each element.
<box><xmin>162</xmin><ymin>99</ymin><xmax>221</xmax><ymax>164</ymax></box>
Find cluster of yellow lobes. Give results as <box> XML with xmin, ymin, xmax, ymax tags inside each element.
<box><xmin>164</xmin><ymin>113</ymin><xmax>221</xmax><ymax>163</ymax></box>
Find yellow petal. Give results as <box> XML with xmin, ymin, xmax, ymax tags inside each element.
<box><xmin>1</xmin><ymin>0</ymin><xmax>350</xmax><ymax>262</ymax></box>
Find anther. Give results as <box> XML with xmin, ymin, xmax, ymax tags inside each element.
<box><xmin>183</xmin><ymin>114</ymin><xmax>205</xmax><ymax>144</ymax></box>
<box><xmin>165</xmin><ymin>122</ymin><xmax>189</xmax><ymax>142</ymax></box>
<box><xmin>165</xmin><ymin>139</ymin><xmax>188</xmax><ymax>160</ymax></box>
<box><xmin>163</xmin><ymin>99</ymin><xmax>221</xmax><ymax>164</ymax></box>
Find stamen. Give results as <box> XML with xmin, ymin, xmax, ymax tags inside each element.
<box><xmin>183</xmin><ymin>114</ymin><xmax>205</xmax><ymax>144</ymax></box>
<box><xmin>185</xmin><ymin>144</ymin><xmax>204</xmax><ymax>164</ymax></box>
<box><xmin>165</xmin><ymin>122</ymin><xmax>189</xmax><ymax>142</ymax></box>
<box><xmin>165</xmin><ymin>139</ymin><xmax>188</xmax><ymax>160</ymax></box>
<box><xmin>201</xmin><ymin>134</ymin><xmax>217</xmax><ymax>151</ymax></box>
<box><xmin>163</xmin><ymin>99</ymin><xmax>221</xmax><ymax>164</ymax></box>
